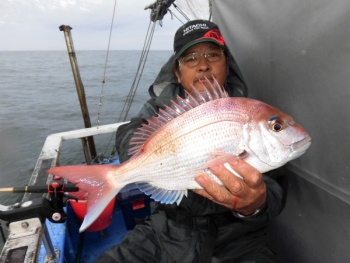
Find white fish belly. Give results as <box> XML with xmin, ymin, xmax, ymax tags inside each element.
<box><xmin>128</xmin><ymin>120</ymin><xmax>245</xmax><ymax>190</ymax></box>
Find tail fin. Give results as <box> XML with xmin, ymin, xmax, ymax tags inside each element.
<box><xmin>48</xmin><ymin>165</ymin><xmax>124</xmax><ymax>232</ymax></box>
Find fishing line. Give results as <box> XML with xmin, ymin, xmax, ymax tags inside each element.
<box><xmin>88</xmin><ymin>0</ymin><xmax>119</xmax><ymax>162</ymax></box>
<box><xmin>54</xmin><ymin>150</ymin><xmax>71</xmax><ymax>164</ymax></box>
<box><xmin>96</xmin><ymin>0</ymin><xmax>118</xmax><ymax>128</ymax></box>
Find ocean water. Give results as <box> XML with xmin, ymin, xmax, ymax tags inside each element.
<box><xmin>0</xmin><ymin>50</ymin><xmax>172</xmax><ymax>208</ymax></box>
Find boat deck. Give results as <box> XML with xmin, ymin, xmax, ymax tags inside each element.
<box><xmin>39</xmin><ymin>204</ymin><xmax>128</xmax><ymax>263</ymax></box>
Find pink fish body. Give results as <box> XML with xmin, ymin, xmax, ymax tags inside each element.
<box><xmin>48</xmin><ymin>79</ymin><xmax>311</xmax><ymax>231</ymax></box>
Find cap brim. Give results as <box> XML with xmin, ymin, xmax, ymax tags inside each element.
<box><xmin>176</xmin><ymin>39</ymin><xmax>224</xmax><ymax>58</ymax></box>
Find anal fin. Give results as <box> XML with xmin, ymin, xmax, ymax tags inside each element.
<box><xmin>136</xmin><ymin>182</ymin><xmax>187</xmax><ymax>205</ymax></box>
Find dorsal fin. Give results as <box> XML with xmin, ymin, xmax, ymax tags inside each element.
<box><xmin>127</xmin><ymin>76</ymin><xmax>228</xmax><ymax>156</ymax></box>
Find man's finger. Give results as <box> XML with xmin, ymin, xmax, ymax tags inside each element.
<box><xmin>225</xmin><ymin>159</ymin><xmax>263</xmax><ymax>188</ymax></box>
<box><xmin>209</xmin><ymin>163</ymin><xmax>245</xmax><ymax>194</ymax></box>
<box><xmin>195</xmin><ymin>174</ymin><xmax>230</xmax><ymax>202</ymax></box>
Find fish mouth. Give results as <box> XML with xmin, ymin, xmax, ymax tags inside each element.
<box><xmin>291</xmin><ymin>136</ymin><xmax>312</xmax><ymax>152</ymax></box>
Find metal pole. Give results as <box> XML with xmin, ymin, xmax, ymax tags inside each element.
<box><xmin>59</xmin><ymin>25</ymin><xmax>97</xmax><ymax>161</ymax></box>
<box><xmin>81</xmin><ymin>137</ymin><xmax>92</xmax><ymax>165</ymax></box>
<box><xmin>42</xmin><ymin>224</ymin><xmax>56</xmax><ymax>261</ymax></box>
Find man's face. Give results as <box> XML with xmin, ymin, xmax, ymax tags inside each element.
<box><xmin>174</xmin><ymin>42</ymin><xmax>227</xmax><ymax>92</ymax></box>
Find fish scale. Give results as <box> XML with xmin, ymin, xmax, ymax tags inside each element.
<box><xmin>48</xmin><ymin>78</ymin><xmax>311</xmax><ymax>232</ymax></box>
<box><xmin>120</xmin><ymin>102</ymin><xmax>247</xmax><ymax>188</ymax></box>
<box><xmin>129</xmin><ymin>121</ymin><xmax>244</xmax><ymax>189</ymax></box>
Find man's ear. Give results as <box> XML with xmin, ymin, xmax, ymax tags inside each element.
<box><xmin>174</xmin><ymin>68</ymin><xmax>181</xmax><ymax>83</ymax></box>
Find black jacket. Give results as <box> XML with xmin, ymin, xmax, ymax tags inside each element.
<box><xmin>115</xmin><ymin>52</ymin><xmax>287</xmax><ymax>220</ymax></box>
<box><xmin>107</xmin><ymin>54</ymin><xmax>287</xmax><ymax>263</ymax></box>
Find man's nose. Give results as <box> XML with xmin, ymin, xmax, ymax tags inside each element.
<box><xmin>197</xmin><ymin>55</ymin><xmax>211</xmax><ymax>71</ymax></box>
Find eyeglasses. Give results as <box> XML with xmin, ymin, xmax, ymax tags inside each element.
<box><xmin>178</xmin><ymin>48</ymin><xmax>225</xmax><ymax>68</ymax></box>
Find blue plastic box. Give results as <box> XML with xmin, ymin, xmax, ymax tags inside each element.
<box><xmin>117</xmin><ymin>184</ymin><xmax>158</xmax><ymax>230</ymax></box>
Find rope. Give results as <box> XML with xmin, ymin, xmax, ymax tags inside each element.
<box><xmin>106</xmin><ymin>6</ymin><xmax>162</xmax><ymax>160</ymax></box>
<box><xmin>117</xmin><ymin>8</ymin><xmax>162</xmax><ymax>122</ymax></box>
<box><xmin>172</xmin><ymin>3</ymin><xmax>191</xmax><ymax>22</ymax></box>
<box><xmin>208</xmin><ymin>0</ymin><xmax>212</xmax><ymax>21</ymax></box>
<box><xmin>168</xmin><ymin>9</ymin><xmax>186</xmax><ymax>24</ymax></box>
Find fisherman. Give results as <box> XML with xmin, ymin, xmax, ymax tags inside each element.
<box><xmin>94</xmin><ymin>20</ymin><xmax>287</xmax><ymax>263</ymax></box>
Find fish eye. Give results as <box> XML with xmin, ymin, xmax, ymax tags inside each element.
<box><xmin>272</xmin><ymin>122</ymin><xmax>283</xmax><ymax>131</ymax></box>
<box><xmin>268</xmin><ymin>117</ymin><xmax>285</xmax><ymax>132</ymax></box>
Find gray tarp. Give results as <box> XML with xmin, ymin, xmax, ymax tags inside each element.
<box><xmin>212</xmin><ymin>1</ymin><xmax>350</xmax><ymax>262</ymax></box>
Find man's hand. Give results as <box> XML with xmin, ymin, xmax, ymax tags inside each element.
<box><xmin>193</xmin><ymin>159</ymin><xmax>267</xmax><ymax>216</ymax></box>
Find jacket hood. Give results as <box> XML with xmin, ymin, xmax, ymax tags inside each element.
<box><xmin>148</xmin><ymin>51</ymin><xmax>248</xmax><ymax>109</ymax></box>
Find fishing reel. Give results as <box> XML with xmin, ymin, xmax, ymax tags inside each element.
<box><xmin>0</xmin><ymin>177</ymin><xmax>79</xmax><ymax>224</ymax></box>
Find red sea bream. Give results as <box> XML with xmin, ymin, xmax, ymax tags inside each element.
<box><xmin>48</xmin><ymin>78</ymin><xmax>311</xmax><ymax>231</ymax></box>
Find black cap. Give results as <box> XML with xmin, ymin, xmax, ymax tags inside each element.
<box><xmin>173</xmin><ymin>20</ymin><xmax>226</xmax><ymax>58</ymax></box>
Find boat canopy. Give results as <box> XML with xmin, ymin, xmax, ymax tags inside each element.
<box><xmin>212</xmin><ymin>1</ymin><xmax>350</xmax><ymax>262</ymax></box>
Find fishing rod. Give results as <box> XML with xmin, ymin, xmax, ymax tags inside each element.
<box><xmin>0</xmin><ymin>177</ymin><xmax>79</xmax><ymax>224</ymax></box>
<box><xmin>0</xmin><ymin>183</ymin><xmax>79</xmax><ymax>193</ymax></box>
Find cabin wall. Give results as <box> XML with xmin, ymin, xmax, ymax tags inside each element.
<box><xmin>212</xmin><ymin>1</ymin><xmax>350</xmax><ymax>262</ymax></box>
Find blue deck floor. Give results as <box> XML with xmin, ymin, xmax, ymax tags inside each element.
<box><xmin>66</xmin><ymin>204</ymin><xmax>129</xmax><ymax>263</ymax></box>
<box><xmin>38</xmin><ymin>204</ymin><xmax>129</xmax><ymax>263</ymax></box>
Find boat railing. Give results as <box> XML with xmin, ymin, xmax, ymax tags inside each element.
<box><xmin>0</xmin><ymin>122</ymin><xmax>128</xmax><ymax>263</ymax></box>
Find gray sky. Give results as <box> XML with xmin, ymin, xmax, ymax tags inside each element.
<box><xmin>0</xmin><ymin>0</ymin><xmax>185</xmax><ymax>51</ymax></box>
